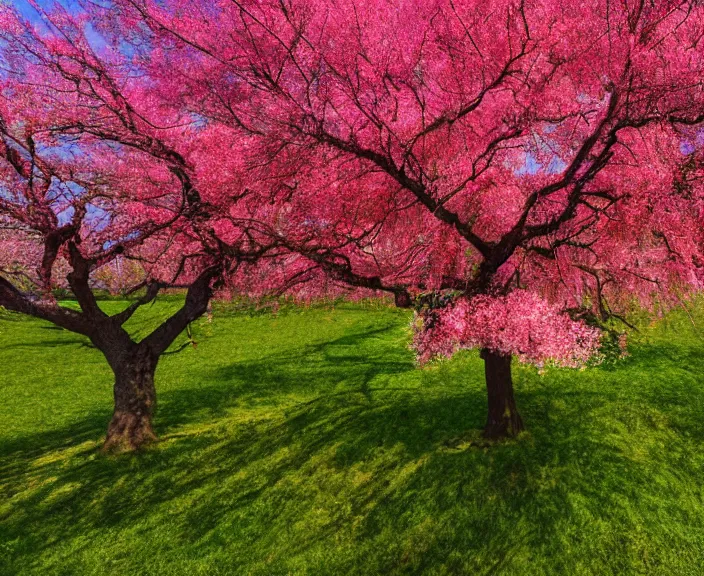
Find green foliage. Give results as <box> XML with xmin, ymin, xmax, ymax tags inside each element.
<box><xmin>1</xmin><ymin>301</ymin><xmax>703</xmax><ymax>575</ymax></box>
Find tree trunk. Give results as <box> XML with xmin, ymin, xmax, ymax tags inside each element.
<box><xmin>394</xmin><ymin>290</ymin><xmax>413</xmax><ymax>308</ymax></box>
<box><xmin>103</xmin><ymin>347</ymin><xmax>158</xmax><ymax>452</ymax></box>
<box><xmin>481</xmin><ymin>348</ymin><xmax>524</xmax><ymax>439</ymax></box>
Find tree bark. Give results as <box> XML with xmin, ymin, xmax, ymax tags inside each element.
<box><xmin>481</xmin><ymin>348</ymin><xmax>524</xmax><ymax>439</ymax></box>
<box><xmin>103</xmin><ymin>346</ymin><xmax>158</xmax><ymax>452</ymax></box>
<box><xmin>100</xmin><ymin>267</ymin><xmax>216</xmax><ymax>451</ymax></box>
<box><xmin>394</xmin><ymin>290</ymin><xmax>413</xmax><ymax>308</ymax></box>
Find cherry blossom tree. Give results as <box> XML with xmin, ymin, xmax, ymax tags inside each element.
<box><xmin>100</xmin><ymin>0</ymin><xmax>704</xmax><ymax>437</ymax></box>
<box><xmin>1</xmin><ymin>0</ymin><xmax>427</xmax><ymax>453</ymax></box>
<box><xmin>0</xmin><ymin>5</ymin><xmax>291</xmax><ymax>451</ymax></box>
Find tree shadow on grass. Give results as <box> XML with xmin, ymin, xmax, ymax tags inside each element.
<box><xmin>0</xmin><ymin>338</ymin><xmax>90</xmax><ymax>350</ymax></box>
<box><xmin>2</xmin><ymin>330</ymin><xmax>704</xmax><ymax>575</ymax></box>
<box><xmin>4</xmin><ymin>376</ymin><xmax>702</xmax><ymax>575</ymax></box>
<box><xmin>154</xmin><ymin>323</ymin><xmax>416</xmax><ymax>430</ymax></box>
<box><xmin>624</xmin><ymin>341</ymin><xmax>704</xmax><ymax>370</ymax></box>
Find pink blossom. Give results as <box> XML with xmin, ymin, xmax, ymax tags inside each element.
<box><xmin>413</xmin><ymin>291</ymin><xmax>602</xmax><ymax>368</ymax></box>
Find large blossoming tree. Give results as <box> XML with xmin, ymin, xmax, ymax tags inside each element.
<box><xmin>101</xmin><ymin>0</ymin><xmax>704</xmax><ymax>437</ymax></box>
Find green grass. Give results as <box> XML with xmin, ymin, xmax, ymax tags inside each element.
<box><xmin>1</xmin><ymin>299</ymin><xmax>703</xmax><ymax>575</ymax></box>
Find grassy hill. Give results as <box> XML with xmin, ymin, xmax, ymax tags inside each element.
<box><xmin>1</xmin><ymin>299</ymin><xmax>703</xmax><ymax>575</ymax></box>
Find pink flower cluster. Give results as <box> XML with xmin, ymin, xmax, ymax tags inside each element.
<box><xmin>413</xmin><ymin>291</ymin><xmax>601</xmax><ymax>368</ymax></box>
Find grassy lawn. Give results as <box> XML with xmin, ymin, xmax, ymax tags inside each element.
<box><xmin>1</xmin><ymin>299</ymin><xmax>703</xmax><ymax>575</ymax></box>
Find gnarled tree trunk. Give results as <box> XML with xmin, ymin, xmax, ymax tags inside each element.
<box><xmin>4</xmin><ymin>259</ymin><xmax>218</xmax><ymax>453</ymax></box>
<box><xmin>103</xmin><ymin>346</ymin><xmax>158</xmax><ymax>452</ymax></box>
<box><xmin>481</xmin><ymin>348</ymin><xmax>524</xmax><ymax>439</ymax></box>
